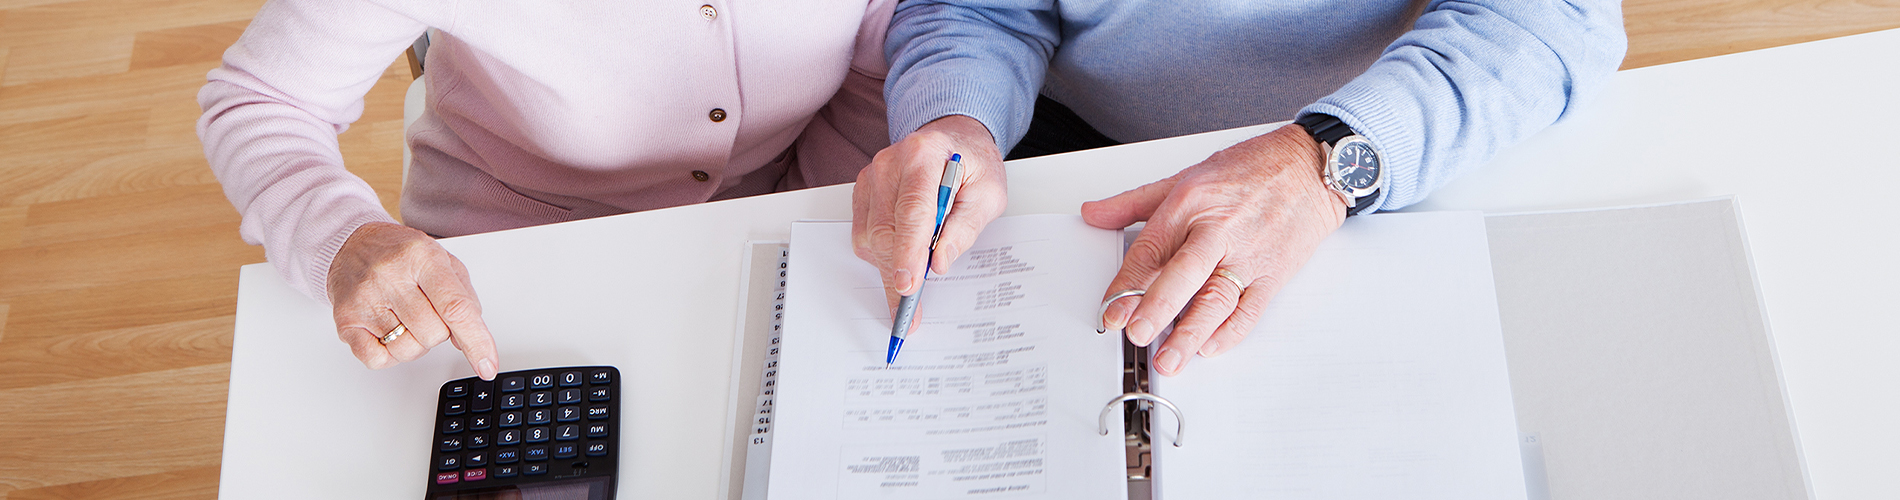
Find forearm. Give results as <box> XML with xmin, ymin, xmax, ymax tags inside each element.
<box><xmin>883</xmin><ymin>0</ymin><xmax>1059</xmax><ymax>151</ymax></box>
<box><xmin>197</xmin><ymin>0</ymin><xmax>427</xmax><ymax>301</ymax></box>
<box><xmin>1301</xmin><ymin>0</ymin><xmax>1628</xmax><ymax>211</ymax></box>
<box><xmin>201</xmin><ymin>77</ymin><xmax>397</xmax><ymax>303</ymax></box>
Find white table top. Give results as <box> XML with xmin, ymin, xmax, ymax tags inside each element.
<box><xmin>221</xmin><ymin>28</ymin><xmax>1900</xmax><ymax>499</ymax></box>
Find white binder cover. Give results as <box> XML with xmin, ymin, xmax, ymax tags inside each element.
<box><xmin>1146</xmin><ymin>211</ymin><xmax>1528</xmax><ymax>499</ymax></box>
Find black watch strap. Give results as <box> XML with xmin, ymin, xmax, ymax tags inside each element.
<box><xmin>1295</xmin><ymin>113</ymin><xmax>1353</xmax><ymax>146</ymax></box>
<box><xmin>1348</xmin><ymin>189</ymin><xmax>1378</xmax><ymax>215</ymax></box>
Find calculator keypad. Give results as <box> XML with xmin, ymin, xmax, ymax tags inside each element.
<box><xmin>428</xmin><ymin>366</ymin><xmax>619</xmax><ymax>498</ymax></box>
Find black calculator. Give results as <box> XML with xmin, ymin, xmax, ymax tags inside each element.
<box><xmin>426</xmin><ymin>366</ymin><xmax>620</xmax><ymax>500</ymax></box>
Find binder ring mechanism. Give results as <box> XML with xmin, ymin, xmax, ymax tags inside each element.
<box><xmin>1097</xmin><ymin>289</ymin><xmax>1146</xmax><ymax>334</ymax></box>
<box><xmin>1100</xmin><ymin>392</ymin><xmax>1185</xmax><ymax>447</ymax></box>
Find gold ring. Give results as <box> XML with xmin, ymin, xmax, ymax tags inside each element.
<box><xmin>1210</xmin><ymin>268</ymin><xmax>1246</xmax><ymax>292</ymax></box>
<box><xmin>379</xmin><ymin>324</ymin><xmax>408</xmax><ymax>345</ymax></box>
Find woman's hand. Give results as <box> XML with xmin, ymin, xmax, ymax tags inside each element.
<box><xmin>1087</xmin><ymin>124</ymin><xmax>1348</xmax><ymax>376</ymax></box>
<box><xmin>327</xmin><ymin>221</ymin><xmax>500</xmax><ymax>380</ymax></box>
<box><xmin>852</xmin><ymin>115</ymin><xmax>1009</xmax><ymax>324</ymax></box>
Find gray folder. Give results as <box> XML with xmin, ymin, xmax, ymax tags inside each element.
<box><xmin>1488</xmin><ymin>197</ymin><xmax>1810</xmax><ymax>500</ymax></box>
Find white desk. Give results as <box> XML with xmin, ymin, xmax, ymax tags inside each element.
<box><xmin>221</xmin><ymin>29</ymin><xmax>1900</xmax><ymax>499</ymax></box>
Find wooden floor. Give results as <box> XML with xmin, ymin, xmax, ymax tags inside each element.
<box><xmin>0</xmin><ymin>0</ymin><xmax>1896</xmax><ymax>498</ymax></box>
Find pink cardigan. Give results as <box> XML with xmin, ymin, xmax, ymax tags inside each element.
<box><xmin>199</xmin><ymin>0</ymin><xmax>895</xmax><ymax>302</ymax></box>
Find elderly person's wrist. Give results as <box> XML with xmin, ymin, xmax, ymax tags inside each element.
<box><xmin>914</xmin><ymin>114</ymin><xmax>997</xmax><ymax>148</ymax></box>
<box><xmin>1277</xmin><ymin>123</ymin><xmax>1353</xmax><ymax>213</ymax></box>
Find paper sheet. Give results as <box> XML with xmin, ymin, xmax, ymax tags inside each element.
<box><xmin>768</xmin><ymin>215</ymin><xmax>1129</xmax><ymax>500</ymax></box>
<box><xmin>1148</xmin><ymin>211</ymin><xmax>1528</xmax><ymax>499</ymax></box>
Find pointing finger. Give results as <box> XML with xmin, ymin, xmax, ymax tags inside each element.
<box><xmin>419</xmin><ymin>257</ymin><xmax>499</xmax><ymax>380</ymax></box>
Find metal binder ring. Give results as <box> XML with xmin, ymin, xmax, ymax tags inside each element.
<box><xmin>1099</xmin><ymin>392</ymin><xmax>1185</xmax><ymax>447</ymax></box>
<box><xmin>1097</xmin><ymin>289</ymin><xmax>1146</xmax><ymax>334</ymax></box>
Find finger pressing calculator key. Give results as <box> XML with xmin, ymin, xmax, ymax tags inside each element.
<box><xmin>426</xmin><ymin>366</ymin><xmax>620</xmax><ymax>499</ymax></box>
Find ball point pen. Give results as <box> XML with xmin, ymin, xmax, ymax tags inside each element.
<box><xmin>887</xmin><ymin>153</ymin><xmax>961</xmax><ymax>365</ymax></box>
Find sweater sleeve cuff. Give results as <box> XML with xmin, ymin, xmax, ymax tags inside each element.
<box><xmin>288</xmin><ymin>208</ymin><xmax>398</xmax><ymax>306</ymax></box>
<box><xmin>887</xmin><ymin>73</ymin><xmax>1032</xmax><ymax>153</ymax></box>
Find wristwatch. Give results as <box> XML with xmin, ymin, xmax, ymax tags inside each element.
<box><xmin>1295</xmin><ymin>113</ymin><xmax>1385</xmax><ymax>216</ymax></box>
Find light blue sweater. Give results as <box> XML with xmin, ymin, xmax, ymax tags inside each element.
<box><xmin>885</xmin><ymin>0</ymin><xmax>1628</xmax><ymax>212</ymax></box>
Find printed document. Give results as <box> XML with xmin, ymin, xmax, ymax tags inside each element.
<box><xmin>768</xmin><ymin>215</ymin><xmax>1129</xmax><ymax>500</ymax></box>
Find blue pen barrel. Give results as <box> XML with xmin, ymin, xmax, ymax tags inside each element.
<box><xmin>934</xmin><ymin>185</ymin><xmax>953</xmax><ymax>229</ymax></box>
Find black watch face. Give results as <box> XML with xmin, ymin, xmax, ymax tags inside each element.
<box><xmin>1335</xmin><ymin>141</ymin><xmax>1381</xmax><ymax>191</ymax></box>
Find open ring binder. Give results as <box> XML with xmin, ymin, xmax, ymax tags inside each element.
<box><xmin>1101</xmin><ymin>392</ymin><xmax>1184</xmax><ymax>447</ymax></box>
<box><xmin>1097</xmin><ymin>289</ymin><xmax>1146</xmax><ymax>334</ymax></box>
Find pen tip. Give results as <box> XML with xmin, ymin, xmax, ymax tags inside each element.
<box><xmin>885</xmin><ymin>336</ymin><xmax>904</xmax><ymax>365</ymax></box>
<box><xmin>950</xmin><ymin>153</ymin><xmax>961</xmax><ymax>162</ymax></box>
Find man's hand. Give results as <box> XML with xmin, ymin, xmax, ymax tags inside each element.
<box><xmin>1086</xmin><ymin>124</ymin><xmax>1349</xmax><ymax>376</ymax></box>
<box><xmin>852</xmin><ymin>115</ymin><xmax>1009</xmax><ymax>325</ymax></box>
<box><xmin>328</xmin><ymin>221</ymin><xmax>500</xmax><ymax>380</ymax></box>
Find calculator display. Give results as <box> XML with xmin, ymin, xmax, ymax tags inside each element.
<box><xmin>426</xmin><ymin>366</ymin><xmax>620</xmax><ymax>500</ymax></box>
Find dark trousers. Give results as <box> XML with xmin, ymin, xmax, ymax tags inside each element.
<box><xmin>1006</xmin><ymin>95</ymin><xmax>1123</xmax><ymax>160</ymax></box>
